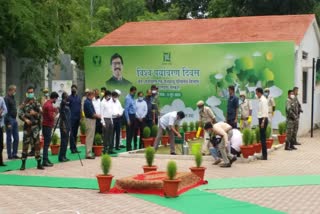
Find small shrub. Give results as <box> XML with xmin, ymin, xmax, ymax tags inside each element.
<box><xmin>101</xmin><ymin>154</ymin><xmax>111</xmax><ymax>175</ymax></box>
<box><xmin>189</xmin><ymin>122</ymin><xmax>195</xmax><ymax>131</ymax></box>
<box><xmin>194</xmin><ymin>151</ymin><xmax>202</xmax><ymax>167</ymax></box>
<box><xmin>94</xmin><ymin>133</ymin><xmax>103</xmax><ymax>146</ymax></box>
<box><xmin>162</xmin><ymin>129</ymin><xmax>167</xmax><ymax>136</ymax></box>
<box><xmin>255</xmin><ymin>127</ymin><xmax>260</xmax><ymax>143</ymax></box>
<box><xmin>145</xmin><ymin>147</ymin><xmax>155</xmax><ymax>167</ymax></box>
<box><xmin>266</xmin><ymin>125</ymin><xmax>272</xmax><ymax>139</ymax></box>
<box><xmin>167</xmin><ymin>160</ymin><xmax>177</xmax><ymax>180</ymax></box>
<box><xmin>242</xmin><ymin>128</ymin><xmax>251</xmax><ymax>146</ymax></box>
<box><xmin>80</xmin><ymin>120</ymin><xmax>86</xmax><ymax>135</ymax></box>
<box><xmin>278</xmin><ymin>122</ymin><xmax>286</xmax><ymax>135</ymax></box>
<box><xmin>250</xmin><ymin>130</ymin><xmax>256</xmax><ymax>145</ymax></box>
<box><xmin>143</xmin><ymin>126</ymin><xmax>151</xmax><ymax>138</ymax></box>
<box><xmin>195</xmin><ymin>121</ymin><xmax>200</xmax><ymax>130</ymax></box>
<box><xmin>182</xmin><ymin>122</ymin><xmax>188</xmax><ymax>132</ymax></box>
<box><xmin>51</xmin><ymin>133</ymin><xmax>59</xmax><ymax>145</ymax></box>
<box><xmin>151</xmin><ymin>125</ymin><xmax>158</xmax><ymax>137</ymax></box>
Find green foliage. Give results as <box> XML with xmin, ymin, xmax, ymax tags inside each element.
<box><xmin>162</xmin><ymin>129</ymin><xmax>167</xmax><ymax>136</ymax></box>
<box><xmin>278</xmin><ymin>122</ymin><xmax>286</xmax><ymax>135</ymax></box>
<box><xmin>143</xmin><ymin>126</ymin><xmax>151</xmax><ymax>138</ymax></box>
<box><xmin>266</xmin><ymin>125</ymin><xmax>272</xmax><ymax>139</ymax></box>
<box><xmin>167</xmin><ymin>160</ymin><xmax>177</xmax><ymax>180</ymax></box>
<box><xmin>182</xmin><ymin>122</ymin><xmax>188</xmax><ymax>132</ymax></box>
<box><xmin>145</xmin><ymin>147</ymin><xmax>155</xmax><ymax>167</ymax></box>
<box><xmin>189</xmin><ymin>122</ymin><xmax>195</xmax><ymax>131</ymax></box>
<box><xmin>194</xmin><ymin>151</ymin><xmax>203</xmax><ymax>168</ymax></box>
<box><xmin>255</xmin><ymin>127</ymin><xmax>260</xmax><ymax>143</ymax></box>
<box><xmin>250</xmin><ymin>130</ymin><xmax>256</xmax><ymax>144</ymax></box>
<box><xmin>101</xmin><ymin>154</ymin><xmax>112</xmax><ymax>175</ymax></box>
<box><xmin>151</xmin><ymin>125</ymin><xmax>158</xmax><ymax>137</ymax></box>
<box><xmin>80</xmin><ymin>120</ymin><xmax>86</xmax><ymax>134</ymax></box>
<box><xmin>51</xmin><ymin>133</ymin><xmax>59</xmax><ymax>145</ymax></box>
<box><xmin>94</xmin><ymin>133</ymin><xmax>103</xmax><ymax>146</ymax></box>
<box><xmin>242</xmin><ymin>128</ymin><xmax>251</xmax><ymax>146</ymax></box>
<box><xmin>195</xmin><ymin>121</ymin><xmax>200</xmax><ymax>130</ymax></box>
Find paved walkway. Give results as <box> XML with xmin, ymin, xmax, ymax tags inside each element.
<box><xmin>0</xmin><ymin>130</ymin><xmax>320</xmax><ymax>214</ymax></box>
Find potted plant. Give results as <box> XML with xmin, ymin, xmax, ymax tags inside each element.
<box><xmin>142</xmin><ymin>127</ymin><xmax>153</xmax><ymax>147</ymax></box>
<box><xmin>189</xmin><ymin>122</ymin><xmax>196</xmax><ymax>139</ymax></box>
<box><xmin>189</xmin><ymin>151</ymin><xmax>206</xmax><ymax>180</ymax></box>
<box><xmin>182</xmin><ymin>122</ymin><xmax>191</xmax><ymax>140</ymax></box>
<box><xmin>143</xmin><ymin>147</ymin><xmax>157</xmax><ymax>173</ymax></box>
<box><xmin>266</xmin><ymin>125</ymin><xmax>273</xmax><ymax>149</ymax></box>
<box><xmin>121</xmin><ymin>124</ymin><xmax>126</xmax><ymax>139</ymax></box>
<box><xmin>96</xmin><ymin>154</ymin><xmax>113</xmax><ymax>193</ymax></box>
<box><xmin>93</xmin><ymin>133</ymin><xmax>104</xmax><ymax>156</ymax></box>
<box><xmin>151</xmin><ymin>125</ymin><xmax>158</xmax><ymax>139</ymax></box>
<box><xmin>277</xmin><ymin>122</ymin><xmax>286</xmax><ymax>144</ymax></box>
<box><xmin>163</xmin><ymin>160</ymin><xmax>181</xmax><ymax>197</ymax></box>
<box><xmin>50</xmin><ymin>133</ymin><xmax>60</xmax><ymax>155</ymax></box>
<box><xmin>161</xmin><ymin>129</ymin><xmax>169</xmax><ymax>147</ymax></box>
<box><xmin>240</xmin><ymin>128</ymin><xmax>254</xmax><ymax>158</ymax></box>
<box><xmin>253</xmin><ymin>127</ymin><xmax>262</xmax><ymax>153</ymax></box>
<box><xmin>80</xmin><ymin>119</ymin><xmax>86</xmax><ymax>144</ymax></box>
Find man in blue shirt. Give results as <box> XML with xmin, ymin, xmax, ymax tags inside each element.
<box><xmin>124</xmin><ymin>86</ymin><xmax>137</xmax><ymax>151</ymax></box>
<box><xmin>226</xmin><ymin>85</ymin><xmax>239</xmax><ymax>128</ymax></box>
<box><xmin>67</xmin><ymin>84</ymin><xmax>82</xmax><ymax>153</ymax></box>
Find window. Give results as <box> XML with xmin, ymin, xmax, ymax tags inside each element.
<box><xmin>302</xmin><ymin>71</ymin><xmax>308</xmax><ymax>103</ymax></box>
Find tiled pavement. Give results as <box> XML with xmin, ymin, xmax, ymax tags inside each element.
<box><xmin>1</xmin><ymin>129</ymin><xmax>320</xmax><ymax>213</ymax></box>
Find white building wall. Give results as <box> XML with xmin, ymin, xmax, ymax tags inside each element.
<box><xmin>295</xmin><ymin>19</ymin><xmax>320</xmax><ymax>135</ymax></box>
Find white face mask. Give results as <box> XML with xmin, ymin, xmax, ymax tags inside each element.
<box><xmin>152</xmin><ymin>90</ymin><xmax>157</xmax><ymax>94</ymax></box>
<box><xmin>290</xmin><ymin>95</ymin><xmax>295</xmax><ymax>99</ymax></box>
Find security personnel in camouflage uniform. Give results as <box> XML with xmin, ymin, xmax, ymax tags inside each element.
<box><xmin>285</xmin><ymin>90</ymin><xmax>298</xmax><ymax>151</ymax></box>
<box><xmin>292</xmin><ymin>87</ymin><xmax>303</xmax><ymax>145</ymax></box>
<box><xmin>19</xmin><ymin>86</ymin><xmax>44</xmax><ymax>170</ymax></box>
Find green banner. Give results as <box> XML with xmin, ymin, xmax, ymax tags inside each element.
<box><xmin>85</xmin><ymin>41</ymin><xmax>295</xmax><ymax>128</ymax></box>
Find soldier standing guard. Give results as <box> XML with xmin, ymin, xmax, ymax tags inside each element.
<box><xmin>292</xmin><ymin>87</ymin><xmax>303</xmax><ymax>145</ymax></box>
<box><xmin>284</xmin><ymin>90</ymin><xmax>298</xmax><ymax>151</ymax></box>
<box><xmin>19</xmin><ymin>86</ymin><xmax>44</xmax><ymax>170</ymax></box>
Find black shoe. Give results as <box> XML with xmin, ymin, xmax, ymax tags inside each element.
<box><xmin>115</xmin><ymin>148</ymin><xmax>121</xmax><ymax>150</ymax></box>
<box><xmin>20</xmin><ymin>160</ymin><xmax>26</xmax><ymax>170</ymax></box>
<box><xmin>12</xmin><ymin>155</ymin><xmax>20</xmax><ymax>159</ymax></box>
<box><xmin>290</xmin><ymin>146</ymin><xmax>297</xmax><ymax>150</ymax></box>
<box><xmin>71</xmin><ymin>150</ymin><xmax>81</xmax><ymax>154</ymax></box>
<box><xmin>230</xmin><ymin>156</ymin><xmax>237</xmax><ymax>165</ymax></box>
<box><xmin>119</xmin><ymin>145</ymin><xmax>126</xmax><ymax>148</ymax></box>
<box><xmin>42</xmin><ymin>161</ymin><xmax>53</xmax><ymax>167</ymax></box>
<box><xmin>86</xmin><ymin>156</ymin><xmax>95</xmax><ymax>159</ymax></box>
<box><xmin>257</xmin><ymin>156</ymin><xmax>268</xmax><ymax>160</ymax></box>
<box><xmin>37</xmin><ymin>160</ymin><xmax>45</xmax><ymax>170</ymax></box>
<box><xmin>28</xmin><ymin>152</ymin><xmax>35</xmax><ymax>156</ymax></box>
<box><xmin>0</xmin><ymin>163</ymin><xmax>7</xmax><ymax>166</ymax></box>
<box><xmin>220</xmin><ymin>163</ymin><xmax>231</xmax><ymax>168</ymax></box>
<box><xmin>285</xmin><ymin>147</ymin><xmax>292</xmax><ymax>151</ymax></box>
<box><xmin>8</xmin><ymin>156</ymin><xmax>13</xmax><ymax>160</ymax></box>
<box><xmin>59</xmin><ymin>158</ymin><xmax>70</xmax><ymax>162</ymax></box>
<box><xmin>170</xmin><ymin>152</ymin><xmax>177</xmax><ymax>155</ymax></box>
<box><xmin>212</xmin><ymin>159</ymin><xmax>221</xmax><ymax>165</ymax></box>
<box><xmin>108</xmin><ymin>151</ymin><xmax>116</xmax><ymax>154</ymax></box>
<box><xmin>294</xmin><ymin>142</ymin><xmax>301</xmax><ymax>145</ymax></box>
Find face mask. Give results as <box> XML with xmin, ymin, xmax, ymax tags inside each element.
<box><xmin>138</xmin><ymin>97</ymin><xmax>144</xmax><ymax>101</ymax></box>
<box><xmin>240</xmin><ymin>97</ymin><xmax>245</xmax><ymax>102</ymax></box>
<box><xmin>100</xmin><ymin>92</ymin><xmax>105</xmax><ymax>97</ymax></box>
<box><xmin>13</xmin><ymin>92</ymin><xmax>16</xmax><ymax>96</ymax></box>
<box><xmin>152</xmin><ymin>90</ymin><xmax>157</xmax><ymax>94</ymax></box>
<box><xmin>290</xmin><ymin>95</ymin><xmax>295</xmax><ymax>99</ymax></box>
<box><xmin>264</xmin><ymin>92</ymin><xmax>269</xmax><ymax>97</ymax></box>
<box><xmin>27</xmin><ymin>93</ymin><xmax>34</xmax><ymax>99</ymax></box>
<box><xmin>132</xmin><ymin>93</ymin><xmax>136</xmax><ymax>97</ymax></box>
<box><xmin>71</xmin><ymin>89</ymin><xmax>76</xmax><ymax>94</ymax></box>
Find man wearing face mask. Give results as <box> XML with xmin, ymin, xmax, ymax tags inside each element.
<box><xmin>153</xmin><ymin>111</ymin><xmax>185</xmax><ymax>155</ymax></box>
<box><xmin>67</xmin><ymin>85</ymin><xmax>82</xmax><ymax>154</ymax></box>
<box><xmin>111</xmin><ymin>90</ymin><xmax>124</xmax><ymax>150</ymax></box>
<box><xmin>151</xmin><ymin>85</ymin><xmax>160</xmax><ymax>125</ymax></box>
<box><xmin>42</xmin><ymin>92</ymin><xmax>59</xmax><ymax>167</ymax></box>
<box><xmin>101</xmin><ymin>90</ymin><xmax>115</xmax><ymax>154</ymax></box>
<box><xmin>264</xmin><ymin>88</ymin><xmax>275</xmax><ymax>132</ymax></box>
<box><xmin>19</xmin><ymin>86</ymin><xmax>44</xmax><ymax>170</ymax></box>
<box><xmin>59</xmin><ymin>92</ymin><xmax>71</xmax><ymax>162</ymax></box>
<box><xmin>100</xmin><ymin>87</ymin><xmax>107</xmax><ymax>101</ymax></box>
<box><xmin>239</xmin><ymin>92</ymin><xmax>252</xmax><ymax>130</ymax></box>
<box><xmin>144</xmin><ymin>89</ymin><xmax>155</xmax><ymax>129</ymax></box>
<box><xmin>197</xmin><ymin>100</ymin><xmax>216</xmax><ymax>155</ymax></box>
<box><xmin>41</xmin><ymin>88</ymin><xmax>50</xmax><ymax>107</ymax></box>
<box><xmin>292</xmin><ymin>87</ymin><xmax>303</xmax><ymax>146</ymax></box>
<box><xmin>134</xmin><ymin>91</ymin><xmax>148</xmax><ymax>149</ymax></box>
<box><xmin>226</xmin><ymin>85</ymin><xmax>239</xmax><ymax>128</ymax></box>
<box><xmin>4</xmin><ymin>85</ymin><xmax>19</xmax><ymax>160</ymax></box>
<box><xmin>124</xmin><ymin>86</ymin><xmax>137</xmax><ymax>151</ymax></box>
<box><xmin>285</xmin><ymin>90</ymin><xmax>298</xmax><ymax>151</ymax></box>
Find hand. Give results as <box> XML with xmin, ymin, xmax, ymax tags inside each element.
<box><xmin>25</xmin><ymin>119</ymin><xmax>32</xmax><ymax>125</ymax></box>
<box><xmin>127</xmin><ymin>121</ymin><xmax>131</xmax><ymax>126</ymax></box>
<box><xmin>30</xmin><ymin>110</ymin><xmax>37</xmax><ymax>116</ymax></box>
<box><xmin>7</xmin><ymin>125</ymin><xmax>12</xmax><ymax>129</ymax></box>
<box><xmin>260</xmin><ymin>122</ymin><xmax>265</xmax><ymax>129</ymax></box>
<box><xmin>177</xmin><ymin>133</ymin><xmax>182</xmax><ymax>138</ymax></box>
<box><xmin>139</xmin><ymin>118</ymin><xmax>143</xmax><ymax>122</ymax></box>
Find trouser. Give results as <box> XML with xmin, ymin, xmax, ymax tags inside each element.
<box><xmin>241</xmin><ymin>118</ymin><xmax>251</xmax><ymax>129</ymax></box>
<box><xmin>113</xmin><ymin>117</ymin><xmax>121</xmax><ymax>149</ymax></box>
<box><xmin>134</xmin><ymin>118</ymin><xmax>145</xmax><ymax>149</ymax></box>
<box><xmin>210</xmin><ymin>146</ymin><xmax>241</xmax><ymax>160</ymax></box>
<box><xmin>102</xmin><ymin>118</ymin><xmax>114</xmax><ymax>152</ymax></box>
<box><xmin>227</xmin><ymin>119</ymin><xmax>237</xmax><ymax>129</ymax></box>
<box><xmin>126</xmin><ymin>114</ymin><xmax>136</xmax><ymax>151</ymax></box>
<box><xmin>145</xmin><ymin>119</ymin><xmax>153</xmax><ymax>129</ymax></box>
<box><xmin>259</xmin><ymin>118</ymin><xmax>269</xmax><ymax>159</ymax></box>
<box><xmin>218</xmin><ymin>130</ymin><xmax>234</xmax><ymax>164</ymax></box>
<box><xmin>21</xmin><ymin>127</ymin><xmax>41</xmax><ymax>161</ymax></box>
<box><xmin>285</xmin><ymin>119</ymin><xmax>295</xmax><ymax>149</ymax></box>
<box><xmin>6</xmin><ymin>117</ymin><xmax>19</xmax><ymax>158</ymax></box>
<box><xmin>70</xmin><ymin>118</ymin><xmax>80</xmax><ymax>152</ymax></box>
<box><xmin>0</xmin><ymin>127</ymin><xmax>4</xmax><ymax>164</ymax></box>
<box><xmin>293</xmin><ymin>118</ymin><xmax>299</xmax><ymax>144</ymax></box>
<box><xmin>59</xmin><ymin>126</ymin><xmax>70</xmax><ymax>160</ymax></box>
<box><xmin>95</xmin><ymin>119</ymin><xmax>102</xmax><ymax>135</ymax></box>
<box><xmin>201</xmin><ymin>131</ymin><xmax>210</xmax><ymax>154</ymax></box>
<box><xmin>154</xmin><ymin>127</ymin><xmax>175</xmax><ymax>153</ymax></box>
<box><xmin>42</xmin><ymin>126</ymin><xmax>52</xmax><ymax>161</ymax></box>
<box><xmin>85</xmin><ymin>118</ymin><xmax>96</xmax><ymax>157</ymax></box>
<box><xmin>268</xmin><ymin>114</ymin><xmax>273</xmax><ymax>135</ymax></box>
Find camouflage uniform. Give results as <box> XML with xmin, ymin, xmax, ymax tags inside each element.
<box><xmin>18</xmin><ymin>99</ymin><xmax>42</xmax><ymax>169</ymax></box>
<box><xmin>292</xmin><ymin>96</ymin><xmax>302</xmax><ymax>144</ymax></box>
<box><xmin>285</xmin><ymin>98</ymin><xmax>297</xmax><ymax>149</ymax></box>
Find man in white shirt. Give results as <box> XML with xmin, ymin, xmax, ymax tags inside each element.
<box><xmin>256</xmin><ymin>87</ymin><xmax>269</xmax><ymax>160</ymax></box>
<box><xmin>204</xmin><ymin>122</ymin><xmax>237</xmax><ymax>168</ymax></box>
<box><xmin>134</xmin><ymin>91</ymin><xmax>147</xmax><ymax>150</ymax></box>
<box><xmin>264</xmin><ymin>88</ymin><xmax>275</xmax><ymax>134</ymax></box>
<box><xmin>153</xmin><ymin>111</ymin><xmax>185</xmax><ymax>155</ymax></box>
<box><xmin>100</xmin><ymin>90</ymin><xmax>115</xmax><ymax>154</ymax></box>
<box><xmin>111</xmin><ymin>90</ymin><xmax>124</xmax><ymax>150</ymax></box>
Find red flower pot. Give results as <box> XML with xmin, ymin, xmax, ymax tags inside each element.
<box><xmin>143</xmin><ymin>165</ymin><xmax>158</xmax><ymax>173</ymax></box>
<box><xmin>277</xmin><ymin>134</ymin><xmax>286</xmax><ymax>144</ymax></box>
<box><xmin>163</xmin><ymin>179</ymin><xmax>181</xmax><ymax>197</ymax></box>
<box><xmin>266</xmin><ymin>139</ymin><xmax>273</xmax><ymax>149</ymax></box>
<box><xmin>50</xmin><ymin>144</ymin><xmax>60</xmax><ymax>155</ymax></box>
<box><xmin>240</xmin><ymin>145</ymin><xmax>255</xmax><ymax>158</ymax></box>
<box><xmin>121</xmin><ymin>130</ymin><xmax>126</xmax><ymax>139</ymax></box>
<box><xmin>96</xmin><ymin>174</ymin><xmax>114</xmax><ymax>193</ymax></box>
<box><xmin>190</xmin><ymin>167</ymin><xmax>206</xmax><ymax>180</ymax></box>
<box><xmin>253</xmin><ymin>143</ymin><xmax>262</xmax><ymax>153</ymax></box>
<box><xmin>161</xmin><ymin>136</ymin><xmax>169</xmax><ymax>146</ymax></box>
<box><xmin>80</xmin><ymin>134</ymin><xmax>86</xmax><ymax>144</ymax></box>
<box><xmin>142</xmin><ymin>138</ymin><xmax>154</xmax><ymax>147</ymax></box>
<box><xmin>93</xmin><ymin>145</ymin><xmax>104</xmax><ymax>156</ymax></box>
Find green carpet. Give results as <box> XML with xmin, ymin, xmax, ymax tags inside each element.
<box><xmin>0</xmin><ymin>145</ymin><xmax>125</xmax><ymax>173</ymax></box>
<box><xmin>199</xmin><ymin>175</ymin><xmax>320</xmax><ymax>190</ymax></box>
<box><xmin>134</xmin><ymin>189</ymin><xmax>284</xmax><ymax>214</ymax></box>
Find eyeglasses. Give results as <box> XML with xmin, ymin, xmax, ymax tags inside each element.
<box><xmin>112</xmin><ymin>62</ymin><xmax>122</xmax><ymax>66</ymax></box>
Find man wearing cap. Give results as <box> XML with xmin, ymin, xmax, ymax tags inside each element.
<box><xmin>106</xmin><ymin>53</ymin><xmax>131</xmax><ymax>85</ymax></box>
<box><xmin>239</xmin><ymin>92</ymin><xmax>252</xmax><ymax>130</ymax></box>
<box><xmin>197</xmin><ymin>100</ymin><xmax>216</xmax><ymax>155</ymax></box>
<box><xmin>292</xmin><ymin>87</ymin><xmax>303</xmax><ymax>145</ymax></box>
<box><xmin>41</xmin><ymin>88</ymin><xmax>50</xmax><ymax>107</ymax></box>
<box><xmin>264</xmin><ymin>88</ymin><xmax>275</xmax><ymax>132</ymax></box>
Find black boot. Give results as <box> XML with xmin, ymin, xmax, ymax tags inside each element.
<box><xmin>37</xmin><ymin>159</ymin><xmax>45</xmax><ymax>170</ymax></box>
<box><xmin>42</xmin><ymin>159</ymin><xmax>53</xmax><ymax>167</ymax></box>
<box><xmin>284</xmin><ymin>141</ymin><xmax>292</xmax><ymax>151</ymax></box>
<box><xmin>20</xmin><ymin>159</ymin><xmax>26</xmax><ymax>170</ymax></box>
<box><xmin>0</xmin><ymin>153</ymin><xmax>6</xmax><ymax>166</ymax></box>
